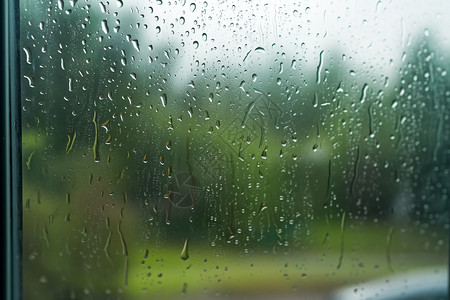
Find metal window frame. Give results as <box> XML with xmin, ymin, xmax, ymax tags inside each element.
<box><xmin>3</xmin><ymin>0</ymin><xmax>21</xmax><ymax>299</ymax></box>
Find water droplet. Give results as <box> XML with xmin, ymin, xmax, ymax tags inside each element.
<box><xmin>180</xmin><ymin>238</ymin><xmax>189</xmax><ymax>261</ymax></box>
<box><xmin>239</xmin><ymin>80</ymin><xmax>246</xmax><ymax>91</ymax></box>
<box><xmin>316</xmin><ymin>50</ymin><xmax>324</xmax><ymax>84</ymax></box>
<box><xmin>313</xmin><ymin>93</ymin><xmax>318</xmax><ymax>107</ymax></box>
<box><xmin>58</xmin><ymin>0</ymin><xmax>64</xmax><ymax>10</ymax></box>
<box><xmin>258</xmin><ymin>203</ymin><xmax>268</xmax><ymax>214</ymax></box>
<box><xmin>101</xmin><ymin>19</ymin><xmax>109</xmax><ymax>34</ymax></box>
<box><xmin>117</xmin><ymin>0</ymin><xmax>123</xmax><ymax>7</ymax></box>
<box><xmin>23</xmin><ymin>75</ymin><xmax>35</xmax><ymax>88</ymax></box>
<box><xmin>359</xmin><ymin>83</ymin><xmax>369</xmax><ymax>103</ymax></box>
<box><xmin>132</xmin><ymin>40</ymin><xmax>140</xmax><ymax>52</ymax></box>
<box><xmin>69</xmin><ymin>0</ymin><xmax>77</xmax><ymax>8</ymax></box>
<box><xmin>254</xmin><ymin>47</ymin><xmax>265</xmax><ymax>53</ymax></box>
<box><xmin>190</xmin><ymin>3</ymin><xmax>196</xmax><ymax>12</ymax></box>
<box><xmin>261</xmin><ymin>146</ymin><xmax>267</xmax><ymax>159</ymax></box>
<box><xmin>99</xmin><ymin>2</ymin><xmax>106</xmax><ymax>13</ymax></box>
<box><xmin>179</xmin><ymin>17</ymin><xmax>185</xmax><ymax>25</ymax></box>
<box><xmin>193</xmin><ymin>41</ymin><xmax>199</xmax><ymax>49</ymax></box>
<box><xmin>23</xmin><ymin>47</ymin><xmax>32</xmax><ymax>64</ymax></box>
<box><xmin>202</xmin><ymin>33</ymin><xmax>207</xmax><ymax>41</ymax></box>
<box><xmin>252</xmin><ymin>74</ymin><xmax>257</xmax><ymax>82</ymax></box>
<box><xmin>160</xmin><ymin>94</ymin><xmax>167</xmax><ymax>107</ymax></box>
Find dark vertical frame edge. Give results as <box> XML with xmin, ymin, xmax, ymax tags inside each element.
<box><xmin>1</xmin><ymin>0</ymin><xmax>9</xmax><ymax>298</ymax></box>
<box><xmin>3</xmin><ymin>0</ymin><xmax>22</xmax><ymax>299</ymax></box>
<box><xmin>11</xmin><ymin>0</ymin><xmax>22</xmax><ymax>297</ymax></box>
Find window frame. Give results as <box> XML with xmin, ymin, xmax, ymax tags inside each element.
<box><xmin>3</xmin><ymin>0</ymin><xmax>22</xmax><ymax>299</ymax></box>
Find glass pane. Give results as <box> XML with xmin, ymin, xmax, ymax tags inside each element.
<box><xmin>20</xmin><ymin>1</ymin><xmax>449</xmax><ymax>299</ymax></box>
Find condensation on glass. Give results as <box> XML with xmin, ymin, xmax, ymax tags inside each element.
<box><xmin>20</xmin><ymin>1</ymin><xmax>449</xmax><ymax>299</ymax></box>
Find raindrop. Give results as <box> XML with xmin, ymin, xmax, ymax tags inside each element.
<box><xmin>261</xmin><ymin>146</ymin><xmax>267</xmax><ymax>159</ymax></box>
<box><xmin>359</xmin><ymin>83</ymin><xmax>369</xmax><ymax>103</ymax></box>
<box><xmin>190</xmin><ymin>3</ymin><xmax>196</xmax><ymax>12</ymax></box>
<box><xmin>239</xmin><ymin>80</ymin><xmax>246</xmax><ymax>91</ymax></box>
<box><xmin>313</xmin><ymin>93</ymin><xmax>318</xmax><ymax>107</ymax></box>
<box><xmin>23</xmin><ymin>47</ymin><xmax>32</xmax><ymax>64</ymax></box>
<box><xmin>391</xmin><ymin>100</ymin><xmax>398</xmax><ymax>109</ymax></box>
<box><xmin>193</xmin><ymin>41</ymin><xmax>199</xmax><ymax>49</ymax></box>
<box><xmin>99</xmin><ymin>2</ymin><xmax>106</xmax><ymax>13</ymax></box>
<box><xmin>23</xmin><ymin>75</ymin><xmax>35</xmax><ymax>88</ymax></box>
<box><xmin>101</xmin><ymin>20</ymin><xmax>109</xmax><ymax>34</ymax></box>
<box><xmin>160</xmin><ymin>94</ymin><xmax>168</xmax><ymax>107</ymax></box>
<box><xmin>180</xmin><ymin>238</ymin><xmax>189</xmax><ymax>261</ymax></box>
<box><xmin>291</xmin><ymin>59</ymin><xmax>296</xmax><ymax>69</ymax></box>
<box><xmin>316</xmin><ymin>50</ymin><xmax>324</xmax><ymax>84</ymax></box>
<box><xmin>254</xmin><ymin>47</ymin><xmax>265</xmax><ymax>53</ymax></box>
<box><xmin>58</xmin><ymin>0</ymin><xmax>64</xmax><ymax>10</ymax></box>
<box><xmin>117</xmin><ymin>0</ymin><xmax>123</xmax><ymax>8</ymax></box>
<box><xmin>132</xmin><ymin>40</ymin><xmax>140</xmax><ymax>52</ymax></box>
<box><xmin>258</xmin><ymin>203</ymin><xmax>268</xmax><ymax>214</ymax></box>
<box><xmin>202</xmin><ymin>33</ymin><xmax>207</xmax><ymax>41</ymax></box>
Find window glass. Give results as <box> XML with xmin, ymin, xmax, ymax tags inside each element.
<box><xmin>20</xmin><ymin>1</ymin><xmax>449</xmax><ymax>299</ymax></box>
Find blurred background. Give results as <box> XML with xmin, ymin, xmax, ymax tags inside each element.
<box><xmin>20</xmin><ymin>0</ymin><xmax>449</xmax><ymax>299</ymax></box>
